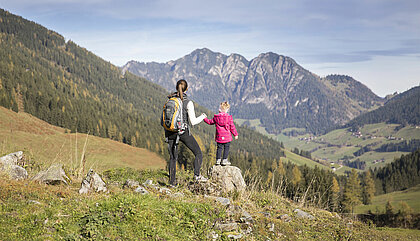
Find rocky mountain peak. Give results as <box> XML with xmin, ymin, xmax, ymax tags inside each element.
<box><xmin>122</xmin><ymin>48</ymin><xmax>383</xmax><ymax>134</ymax></box>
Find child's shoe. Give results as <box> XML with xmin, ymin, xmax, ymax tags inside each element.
<box><xmin>216</xmin><ymin>159</ymin><xmax>221</xmax><ymax>165</ymax></box>
<box><xmin>221</xmin><ymin>159</ymin><xmax>231</xmax><ymax>166</ymax></box>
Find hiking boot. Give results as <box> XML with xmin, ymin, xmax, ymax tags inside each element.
<box><xmin>221</xmin><ymin>159</ymin><xmax>231</xmax><ymax>166</ymax></box>
<box><xmin>216</xmin><ymin>159</ymin><xmax>221</xmax><ymax>165</ymax></box>
<box><xmin>194</xmin><ymin>175</ymin><xmax>208</xmax><ymax>182</ymax></box>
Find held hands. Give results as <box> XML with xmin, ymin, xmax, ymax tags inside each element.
<box><xmin>202</xmin><ymin>113</ymin><xmax>207</xmax><ymax>118</ymax></box>
<box><xmin>235</xmin><ymin>135</ymin><xmax>238</xmax><ymax>140</ymax></box>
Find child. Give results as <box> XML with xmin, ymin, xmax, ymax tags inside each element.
<box><xmin>204</xmin><ymin>101</ymin><xmax>238</xmax><ymax>166</ymax></box>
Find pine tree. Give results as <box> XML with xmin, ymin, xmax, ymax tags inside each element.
<box><xmin>398</xmin><ymin>201</ymin><xmax>413</xmax><ymax>228</ymax></box>
<box><xmin>385</xmin><ymin>200</ymin><xmax>394</xmax><ymax>216</ymax></box>
<box><xmin>342</xmin><ymin>169</ymin><xmax>362</xmax><ymax>213</ymax></box>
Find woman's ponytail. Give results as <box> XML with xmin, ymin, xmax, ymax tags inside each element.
<box><xmin>176</xmin><ymin>79</ymin><xmax>188</xmax><ymax>101</ymax></box>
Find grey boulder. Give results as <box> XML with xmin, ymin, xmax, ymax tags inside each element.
<box><xmin>33</xmin><ymin>164</ymin><xmax>70</xmax><ymax>185</ymax></box>
<box><xmin>79</xmin><ymin>169</ymin><xmax>107</xmax><ymax>194</ymax></box>
<box><xmin>210</xmin><ymin>165</ymin><xmax>246</xmax><ymax>193</ymax></box>
<box><xmin>0</xmin><ymin>151</ymin><xmax>28</xmax><ymax>180</ymax></box>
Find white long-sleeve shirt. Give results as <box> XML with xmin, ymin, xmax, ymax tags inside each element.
<box><xmin>187</xmin><ymin>101</ymin><xmax>206</xmax><ymax>126</ymax></box>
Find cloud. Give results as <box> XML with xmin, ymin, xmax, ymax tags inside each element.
<box><xmin>2</xmin><ymin>0</ymin><xmax>419</xmax><ymax>66</ymax></box>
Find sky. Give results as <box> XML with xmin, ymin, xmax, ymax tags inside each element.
<box><xmin>1</xmin><ymin>0</ymin><xmax>419</xmax><ymax>97</ymax></box>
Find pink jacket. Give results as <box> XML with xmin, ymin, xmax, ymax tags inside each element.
<box><xmin>204</xmin><ymin>112</ymin><xmax>238</xmax><ymax>143</ymax></box>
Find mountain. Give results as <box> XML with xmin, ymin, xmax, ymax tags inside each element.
<box><xmin>123</xmin><ymin>48</ymin><xmax>384</xmax><ymax>134</ymax></box>
<box><xmin>345</xmin><ymin>86</ymin><xmax>420</xmax><ymax>129</ymax></box>
<box><xmin>0</xmin><ymin>8</ymin><xmax>289</xmax><ymax>171</ymax></box>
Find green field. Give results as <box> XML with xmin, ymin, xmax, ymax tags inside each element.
<box><xmin>238</xmin><ymin>120</ymin><xmax>419</xmax><ymax>173</ymax></box>
<box><xmin>235</xmin><ymin>119</ymin><xmax>330</xmax><ymax>170</ymax></box>
<box><xmin>0</xmin><ymin>107</ymin><xmax>166</xmax><ymax>174</ymax></box>
<box><xmin>355</xmin><ymin>184</ymin><xmax>420</xmax><ymax>214</ymax></box>
<box><xmin>283</xmin><ymin>149</ymin><xmax>329</xmax><ymax>170</ymax></box>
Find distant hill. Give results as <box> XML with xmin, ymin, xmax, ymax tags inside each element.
<box><xmin>123</xmin><ymin>49</ymin><xmax>384</xmax><ymax>134</ymax></box>
<box><xmin>345</xmin><ymin>86</ymin><xmax>420</xmax><ymax>129</ymax></box>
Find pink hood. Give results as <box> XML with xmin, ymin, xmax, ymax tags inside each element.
<box><xmin>204</xmin><ymin>112</ymin><xmax>238</xmax><ymax>143</ymax></box>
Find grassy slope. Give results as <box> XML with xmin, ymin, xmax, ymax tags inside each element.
<box><xmin>355</xmin><ymin>184</ymin><xmax>420</xmax><ymax>214</ymax></box>
<box><xmin>1</xmin><ymin>169</ymin><xmax>420</xmax><ymax>240</ymax></box>
<box><xmin>0</xmin><ymin>107</ymin><xmax>165</xmax><ymax>173</ymax></box>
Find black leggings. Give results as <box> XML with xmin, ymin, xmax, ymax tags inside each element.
<box><xmin>167</xmin><ymin>132</ymin><xmax>203</xmax><ymax>185</ymax></box>
<box><xmin>216</xmin><ymin>142</ymin><xmax>231</xmax><ymax>160</ymax></box>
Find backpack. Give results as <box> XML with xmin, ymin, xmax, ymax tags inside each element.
<box><xmin>161</xmin><ymin>97</ymin><xmax>186</xmax><ymax>133</ymax></box>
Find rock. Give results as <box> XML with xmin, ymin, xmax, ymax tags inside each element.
<box><xmin>0</xmin><ymin>151</ymin><xmax>28</xmax><ymax>181</ymax></box>
<box><xmin>279</xmin><ymin>214</ymin><xmax>292</xmax><ymax>222</ymax></box>
<box><xmin>188</xmin><ymin>180</ymin><xmax>223</xmax><ymax>196</ymax></box>
<box><xmin>260</xmin><ymin>211</ymin><xmax>271</xmax><ymax>217</ymax></box>
<box><xmin>123</xmin><ymin>179</ymin><xmax>140</xmax><ymax>189</ymax></box>
<box><xmin>134</xmin><ymin>186</ymin><xmax>149</xmax><ymax>195</ymax></box>
<box><xmin>0</xmin><ymin>151</ymin><xmax>24</xmax><ymax>165</ymax></box>
<box><xmin>214</xmin><ymin>222</ymin><xmax>238</xmax><ymax>232</ymax></box>
<box><xmin>208</xmin><ymin>231</ymin><xmax>219</xmax><ymax>241</ymax></box>
<box><xmin>0</xmin><ymin>163</ymin><xmax>28</xmax><ymax>180</ymax></box>
<box><xmin>171</xmin><ymin>192</ymin><xmax>184</xmax><ymax>198</ymax></box>
<box><xmin>240</xmin><ymin>210</ymin><xmax>254</xmax><ymax>223</ymax></box>
<box><xmin>227</xmin><ymin>232</ymin><xmax>243</xmax><ymax>239</ymax></box>
<box><xmin>159</xmin><ymin>187</ymin><xmax>172</xmax><ymax>194</ymax></box>
<box><xmin>79</xmin><ymin>169</ymin><xmax>107</xmax><ymax>194</ymax></box>
<box><xmin>33</xmin><ymin>164</ymin><xmax>70</xmax><ymax>185</ymax></box>
<box><xmin>209</xmin><ymin>165</ymin><xmax>246</xmax><ymax>193</ymax></box>
<box><xmin>293</xmin><ymin>209</ymin><xmax>315</xmax><ymax>220</ymax></box>
<box><xmin>244</xmin><ymin>225</ymin><xmax>253</xmax><ymax>235</ymax></box>
<box><xmin>28</xmin><ymin>200</ymin><xmax>41</xmax><ymax>205</ymax></box>
<box><xmin>143</xmin><ymin>179</ymin><xmax>153</xmax><ymax>186</ymax></box>
<box><xmin>267</xmin><ymin>223</ymin><xmax>275</xmax><ymax>232</ymax></box>
<box><xmin>216</xmin><ymin>197</ymin><xmax>230</xmax><ymax>206</ymax></box>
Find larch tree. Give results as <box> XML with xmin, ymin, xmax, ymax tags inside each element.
<box><xmin>292</xmin><ymin>165</ymin><xmax>302</xmax><ymax>186</ymax></box>
<box><xmin>362</xmin><ymin>170</ymin><xmax>375</xmax><ymax>205</ymax></box>
<box><xmin>342</xmin><ymin>169</ymin><xmax>362</xmax><ymax>214</ymax></box>
<box><xmin>331</xmin><ymin>176</ymin><xmax>340</xmax><ymax>212</ymax></box>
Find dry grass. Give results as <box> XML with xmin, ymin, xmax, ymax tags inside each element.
<box><xmin>0</xmin><ymin>107</ymin><xmax>165</xmax><ymax>174</ymax></box>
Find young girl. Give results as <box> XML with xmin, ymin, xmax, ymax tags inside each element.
<box><xmin>204</xmin><ymin>101</ymin><xmax>238</xmax><ymax>166</ymax></box>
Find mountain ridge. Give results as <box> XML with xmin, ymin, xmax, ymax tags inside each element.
<box><xmin>123</xmin><ymin>48</ymin><xmax>384</xmax><ymax>134</ymax></box>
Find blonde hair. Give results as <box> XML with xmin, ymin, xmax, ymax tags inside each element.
<box><xmin>220</xmin><ymin>101</ymin><xmax>230</xmax><ymax>113</ymax></box>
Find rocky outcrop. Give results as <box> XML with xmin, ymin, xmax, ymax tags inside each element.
<box><xmin>210</xmin><ymin>165</ymin><xmax>246</xmax><ymax>193</ymax></box>
<box><xmin>123</xmin><ymin>179</ymin><xmax>140</xmax><ymax>189</ymax></box>
<box><xmin>33</xmin><ymin>163</ymin><xmax>71</xmax><ymax>185</ymax></box>
<box><xmin>79</xmin><ymin>169</ymin><xmax>107</xmax><ymax>194</ymax></box>
<box><xmin>294</xmin><ymin>208</ymin><xmax>315</xmax><ymax>220</ymax></box>
<box><xmin>0</xmin><ymin>151</ymin><xmax>28</xmax><ymax>180</ymax></box>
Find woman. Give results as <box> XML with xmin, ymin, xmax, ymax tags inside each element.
<box><xmin>165</xmin><ymin>79</ymin><xmax>207</xmax><ymax>186</ymax></box>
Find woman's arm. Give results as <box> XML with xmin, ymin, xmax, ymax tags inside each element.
<box><xmin>187</xmin><ymin>101</ymin><xmax>206</xmax><ymax>125</ymax></box>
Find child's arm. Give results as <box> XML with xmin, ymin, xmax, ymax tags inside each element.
<box><xmin>229</xmin><ymin>116</ymin><xmax>238</xmax><ymax>137</ymax></box>
<box><xmin>204</xmin><ymin>117</ymin><xmax>215</xmax><ymax>125</ymax></box>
